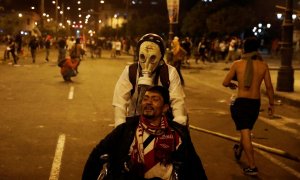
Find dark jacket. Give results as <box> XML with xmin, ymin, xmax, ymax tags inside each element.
<box><xmin>82</xmin><ymin>116</ymin><xmax>207</xmax><ymax>180</ymax></box>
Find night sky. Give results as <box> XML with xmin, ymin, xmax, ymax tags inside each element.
<box><xmin>0</xmin><ymin>0</ymin><xmax>105</xmax><ymax>22</ymax></box>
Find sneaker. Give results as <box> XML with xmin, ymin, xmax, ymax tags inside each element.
<box><xmin>243</xmin><ymin>167</ymin><xmax>258</xmax><ymax>176</ymax></box>
<box><xmin>233</xmin><ymin>144</ymin><xmax>243</xmax><ymax>161</ymax></box>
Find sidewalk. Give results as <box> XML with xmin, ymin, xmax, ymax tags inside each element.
<box><xmin>182</xmin><ymin>56</ymin><xmax>300</xmax><ymax>108</ymax></box>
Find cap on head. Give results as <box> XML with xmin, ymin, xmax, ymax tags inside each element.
<box><xmin>137</xmin><ymin>33</ymin><xmax>165</xmax><ymax>60</ymax></box>
<box><xmin>146</xmin><ymin>86</ymin><xmax>170</xmax><ymax>105</ymax></box>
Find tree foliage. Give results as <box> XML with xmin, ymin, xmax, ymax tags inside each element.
<box><xmin>126</xmin><ymin>14</ymin><xmax>169</xmax><ymax>38</ymax></box>
<box><xmin>206</xmin><ymin>6</ymin><xmax>256</xmax><ymax>35</ymax></box>
<box><xmin>181</xmin><ymin>0</ymin><xmax>258</xmax><ymax>38</ymax></box>
<box><xmin>181</xmin><ymin>3</ymin><xmax>208</xmax><ymax>37</ymax></box>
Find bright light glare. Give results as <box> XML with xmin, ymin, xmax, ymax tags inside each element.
<box><xmin>258</xmin><ymin>23</ymin><xmax>262</xmax><ymax>28</ymax></box>
<box><xmin>277</xmin><ymin>13</ymin><xmax>282</xmax><ymax>19</ymax></box>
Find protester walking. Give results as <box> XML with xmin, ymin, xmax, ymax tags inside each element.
<box><xmin>225</xmin><ymin>37</ymin><xmax>237</xmax><ymax>63</ymax></box>
<box><xmin>6</xmin><ymin>38</ymin><xmax>18</xmax><ymax>64</ymax></box>
<box><xmin>45</xmin><ymin>35</ymin><xmax>51</xmax><ymax>62</ymax></box>
<box><xmin>172</xmin><ymin>36</ymin><xmax>186</xmax><ymax>85</ymax></box>
<box><xmin>197</xmin><ymin>37</ymin><xmax>209</xmax><ymax>64</ymax></box>
<box><xmin>28</xmin><ymin>36</ymin><xmax>38</xmax><ymax>63</ymax></box>
<box><xmin>222</xmin><ymin>37</ymin><xmax>275</xmax><ymax>176</ymax></box>
<box><xmin>181</xmin><ymin>37</ymin><xmax>192</xmax><ymax>65</ymax></box>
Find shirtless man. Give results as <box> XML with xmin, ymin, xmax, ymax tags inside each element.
<box><xmin>222</xmin><ymin>37</ymin><xmax>274</xmax><ymax>176</ymax></box>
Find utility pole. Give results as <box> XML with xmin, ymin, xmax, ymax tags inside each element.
<box><xmin>276</xmin><ymin>0</ymin><xmax>294</xmax><ymax>92</ymax></box>
<box><xmin>40</xmin><ymin>0</ymin><xmax>44</xmax><ymax>30</ymax></box>
<box><xmin>55</xmin><ymin>0</ymin><xmax>58</xmax><ymax>37</ymax></box>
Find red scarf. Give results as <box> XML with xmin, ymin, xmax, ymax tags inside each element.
<box><xmin>130</xmin><ymin>116</ymin><xmax>181</xmax><ymax>177</ymax></box>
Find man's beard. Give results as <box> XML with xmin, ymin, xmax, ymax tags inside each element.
<box><xmin>142</xmin><ymin>106</ymin><xmax>155</xmax><ymax>119</ymax></box>
<box><xmin>143</xmin><ymin>113</ymin><xmax>154</xmax><ymax>119</ymax></box>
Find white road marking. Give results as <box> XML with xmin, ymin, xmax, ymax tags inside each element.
<box><xmin>259</xmin><ymin>116</ymin><xmax>300</xmax><ymax>139</ymax></box>
<box><xmin>256</xmin><ymin>149</ymin><xmax>300</xmax><ymax>179</ymax></box>
<box><xmin>190</xmin><ymin>125</ymin><xmax>300</xmax><ymax>178</ymax></box>
<box><xmin>49</xmin><ymin>134</ymin><xmax>66</xmax><ymax>180</ymax></box>
<box><xmin>68</xmin><ymin>86</ymin><xmax>74</xmax><ymax>100</ymax></box>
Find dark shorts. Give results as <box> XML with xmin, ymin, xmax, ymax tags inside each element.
<box><xmin>230</xmin><ymin>98</ymin><xmax>260</xmax><ymax>130</ymax></box>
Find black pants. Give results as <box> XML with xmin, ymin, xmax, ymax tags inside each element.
<box><xmin>173</xmin><ymin>60</ymin><xmax>184</xmax><ymax>85</ymax></box>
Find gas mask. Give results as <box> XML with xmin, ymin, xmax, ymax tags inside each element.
<box><xmin>138</xmin><ymin>41</ymin><xmax>162</xmax><ymax>86</ymax></box>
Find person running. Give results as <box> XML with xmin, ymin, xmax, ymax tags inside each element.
<box><xmin>222</xmin><ymin>37</ymin><xmax>274</xmax><ymax>176</ymax></box>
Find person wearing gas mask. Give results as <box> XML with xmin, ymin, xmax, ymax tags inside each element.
<box><xmin>112</xmin><ymin>33</ymin><xmax>187</xmax><ymax>127</ymax></box>
<box><xmin>83</xmin><ymin>86</ymin><xmax>207</xmax><ymax>180</ymax></box>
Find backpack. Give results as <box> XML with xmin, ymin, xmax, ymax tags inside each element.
<box><xmin>128</xmin><ymin>62</ymin><xmax>170</xmax><ymax>95</ymax></box>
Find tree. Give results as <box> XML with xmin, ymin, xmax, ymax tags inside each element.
<box><xmin>181</xmin><ymin>0</ymin><xmax>258</xmax><ymax>38</ymax></box>
<box><xmin>181</xmin><ymin>2</ymin><xmax>208</xmax><ymax>38</ymax></box>
<box><xmin>126</xmin><ymin>14</ymin><xmax>168</xmax><ymax>38</ymax></box>
<box><xmin>206</xmin><ymin>6</ymin><xmax>256</xmax><ymax>35</ymax></box>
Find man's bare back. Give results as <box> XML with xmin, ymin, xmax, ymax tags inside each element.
<box><xmin>224</xmin><ymin>59</ymin><xmax>270</xmax><ymax>98</ymax></box>
<box><xmin>223</xmin><ymin>58</ymin><xmax>274</xmax><ymax>114</ymax></box>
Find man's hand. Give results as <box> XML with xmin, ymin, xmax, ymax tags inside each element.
<box><xmin>228</xmin><ymin>82</ymin><xmax>238</xmax><ymax>90</ymax></box>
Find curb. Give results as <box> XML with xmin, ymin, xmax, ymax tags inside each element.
<box><xmin>189</xmin><ymin>125</ymin><xmax>300</xmax><ymax>162</ymax></box>
<box><xmin>272</xmin><ymin>91</ymin><xmax>300</xmax><ymax>108</ymax></box>
<box><xmin>182</xmin><ymin>63</ymin><xmax>300</xmax><ymax>108</ymax></box>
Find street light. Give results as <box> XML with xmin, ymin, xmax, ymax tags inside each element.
<box><xmin>276</xmin><ymin>0</ymin><xmax>294</xmax><ymax>92</ymax></box>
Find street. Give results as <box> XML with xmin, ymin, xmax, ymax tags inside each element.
<box><xmin>0</xmin><ymin>48</ymin><xmax>299</xmax><ymax>180</ymax></box>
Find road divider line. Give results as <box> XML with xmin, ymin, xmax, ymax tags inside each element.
<box><xmin>189</xmin><ymin>125</ymin><xmax>300</xmax><ymax>162</ymax></box>
<box><xmin>68</xmin><ymin>86</ymin><xmax>74</xmax><ymax>100</ymax></box>
<box><xmin>256</xmin><ymin>149</ymin><xmax>300</xmax><ymax>178</ymax></box>
<box><xmin>259</xmin><ymin>116</ymin><xmax>300</xmax><ymax>139</ymax></box>
<box><xmin>49</xmin><ymin>134</ymin><xmax>66</xmax><ymax>180</ymax></box>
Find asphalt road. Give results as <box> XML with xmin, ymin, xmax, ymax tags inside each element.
<box><xmin>0</xmin><ymin>48</ymin><xmax>299</xmax><ymax>179</ymax></box>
